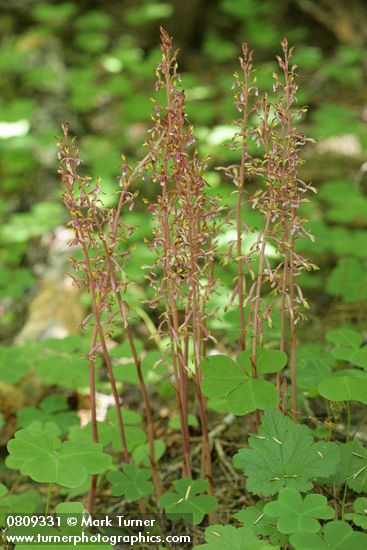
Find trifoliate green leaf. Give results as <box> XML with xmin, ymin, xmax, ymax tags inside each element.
<box><xmin>193</xmin><ymin>524</ymin><xmax>278</xmax><ymax>549</ymax></box>
<box><xmin>233</xmin><ymin>409</ymin><xmax>340</xmax><ymax>496</ymax></box>
<box><xmin>7</xmin><ymin>426</ymin><xmax>111</xmax><ymax>488</ymax></box>
<box><xmin>68</xmin><ymin>421</ymin><xmax>112</xmax><ymax>447</ymax></box>
<box><xmin>17</xmin><ymin>395</ymin><xmax>79</xmax><ymax>435</ymax></box>
<box><xmin>36</xmin><ymin>354</ymin><xmax>89</xmax><ymax>390</ymax></box>
<box><xmin>107</xmin><ymin>465</ymin><xmax>153</xmax><ymax>501</ymax></box>
<box><xmin>0</xmin><ymin>345</ymin><xmax>32</xmax><ymax>383</ymax></box>
<box><xmin>326</xmin><ymin>328</ymin><xmax>362</xmax><ymax>349</ymax></box>
<box><xmin>344</xmin><ymin>497</ymin><xmax>367</xmax><ymax>529</ymax></box>
<box><xmin>237</xmin><ymin>349</ymin><xmax>287</xmax><ymax>374</ymax></box>
<box><xmin>297</xmin><ymin>358</ymin><xmax>332</xmax><ymax>395</ymax></box>
<box><xmin>159</xmin><ymin>478</ymin><xmax>218</xmax><ymax>525</ymax></box>
<box><xmin>326</xmin><ymin>258</ymin><xmax>367</xmax><ymax>304</ymax></box>
<box><xmin>201</xmin><ymin>356</ymin><xmax>278</xmax><ymax>415</ymax></box>
<box><xmin>290</xmin><ymin>520</ymin><xmax>367</xmax><ymax>550</ymax></box>
<box><xmin>132</xmin><ymin>440</ymin><xmax>166</xmax><ymax>467</ymax></box>
<box><xmin>169</xmin><ymin>414</ymin><xmax>199</xmax><ymax>430</ymax></box>
<box><xmin>318</xmin><ymin>376</ymin><xmax>367</xmax><ymax>404</ymax></box>
<box><xmin>331</xmin><ymin>347</ymin><xmax>367</xmax><ymax>369</ymax></box>
<box><xmin>0</xmin><ymin>489</ymin><xmax>42</xmax><ymax>526</ymax></box>
<box><xmin>106</xmin><ymin>407</ymin><xmax>146</xmax><ymax>452</ymax></box>
<box><xmin>263</xmin><ymin>488</ymin><xmax>334</xmax><ymax>534</ymax></box>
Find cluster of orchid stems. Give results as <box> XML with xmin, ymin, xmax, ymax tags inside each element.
<box><xmin>58</xmin><ymin>28</ymin><xmax>315</xmax><ymax>514</ymax></box>
<box><xmin>57</xmin><ymin>125</ymin><xmax>162</xmax><ymax>512</ymax></box>
<box><xmin>145</xmin><ymin>28</ymin><xmax>220</xmax><ymax>495</ymax></box>
<box><xmin>227</xmin><ymin>39</ymin><xmax>316</xmax><ymax>417</ymax></box>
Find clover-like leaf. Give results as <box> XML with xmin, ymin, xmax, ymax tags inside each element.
<box><xmin>106</xmin><ymin>407</ymin><xmax>147</xmax><ymax>452</ymax></box>
<box><xmin>326</xmin><ymin>258</ymin><xmax>367</xmax><ymax>304</ymax></box>
<box><xmin>69</xmin><ymin>420</ymin><xmax>112</xmax><ymax>447</ymax></box>
<box><xmin>201</xmin><ymin>355</ymin><xmax>244</xmax><ymax>397</ymax></box>
<box><xmin>332</xmin><ymin>348</ymin><xmax>367</xmax><ymax>369</ymax></box>
<box><xmin>201</xmin><ymin>356</ymin><xmax>278</xmax><ymax>415</ymax></box>
<box><xmin>33</xmin><ymin>338</ymin><xmax>90</xmax><ymax>390</ymax></box>
<box><xmin>326</xmin><ymin>328</ymin><xmax>367</xmax><ymax>369</ymax></box>
<box><xmin>55</xmin><ymin>501</ymin><xmax>85</xmax><ymax>534</ymax></box>
<box><xmin>169</xmin><ymin>414</ymin><xmax>199</xmax><ymax>430</ymax></box>
<box><xmin>0</xmin><ymin>488</ymin><xmax>42</xmax><ymax>527</ymax></box>
<box><xmin>297</xmin><ymin>358</ymin><xmax>332</xmax><ymax>395</ymax></box>
<box><xmin>235</xmin><ymin>503</ymin><xmax>288</xmax><ymax>546</ymax></box>
<box><xmin>290</xmin><ymin>520</ymin><xmax>367</xmax><ymax>550</ymax></box>
<box><xmin>345</xmin><ymin>497</ymin><xmax>367</xmax><ymax>530</ymax></box>
<box><xmin>237</xmin><ymin>349</ymin><xmax>288</xmax><ymax>375</ymax></box>
<box><xmin>318</xmin><ymin>376</ymin><xmax>367</xmax><ymax>404</ymax></box>
<box><xmin>326</xmin><ymin>328</ymin><xmax>362</xmax><ymax>349</ymax></box>
<box><xmin>0</xmin><ymin>345</ymin><xmax>33</xmax><ymax>383</ymax></box>
<box><xmin>107</xmin><ymin>465</ymin><xmax>153</xmax><ymax>501</ymax></box>
<box><xmin>263</xmin><ymin>488</ymin><xmax>334</xmax><ymax>534</ymax></box>
<box><xmin>7</xmin><ymin>426</ymin><xmax>111</xmax><ymax>488</ymax></box>
<box><xmin>193</xmin><ymin>524</ymin><xmax>277</xmax><ymax>549</ymax></box>
<box><xmin>132</xmin><ymin>440</ymin><xmax>166</xmax><ymax>467</ymax></box>
<box><xmin>233</xmin><ymin>409</ymin><xmax>340</xmax><ymax>496</ymax></box>
<box><xmin>36</xmin><ymin>354</ymin><xmax>89</xmax><ymax>390</ymax></box>
<box><xmin>17</xmin><ymin>395</ymin><xmax>79</xmax><ymax>435</ymax></box>
<box><xmin>159</xmin><ymin>478</ymin><xmax>218</xmax><ymax>525</ymax></box>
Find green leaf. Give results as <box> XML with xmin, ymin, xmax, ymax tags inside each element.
<box><xmin>36</xmin><ymin>354</ymin><xmax>89</xmax><ymax>391</ymax></box>
<box><xmin>17</xmin><ymin>395</ymin><xmax>79</xmax><ymax>435</ymax></box>
<box><xmin>159</xmin><ymin>478</ymin><xmax>218</xmax><ymax>525</ymax></box>
<box><xmin>318</xmin><ymin>180</ymin><xmax>367</xmax><ymax>223</ymax></box>
<box><xmin>0</xmin><ymin>490</ymin><xmax>42</xmax><ymax>526</ymax></box>
<box><xmin>290</xmin><ymin>521</ymin><xmax>367</xmax><ymax>549</ymax></box>
<box><xmin>0</xmin><ymin>345</ymin><xmax>32</xmax><ymax>383</ymax></box>
<box><xmin>7</xmin><ymin>426</ymin><xmax>111</xmax><ymax>488</ymax></box>
<box><xmin>235</xmin><ymin>504</ymin><xmax>288</xmax><ymax>546</ymax></box>
<box><xmin>263</xmin><ymin>488</ymin><xmax>334</xmax><ymax>534</ymax></box>
<box><xmin>318</xmin><ymin>376</ymin><xmax>367</xmax><ymax>404</ymax></box>
<box><xmin>326</xmin><ymin>258</ymin><xmax>367</xmax><ymax>304</ymax></box>
<box><xmin>228</xmin><ymin>379</ymin><xmax>279</xmax><ymax>415</ymax></box>
<box><xmin>237</xmin><ymin>349</ymin><xmax>288</xmax><ymax>375</ymax></box>
<box><xmin>107</xmin><ymin>465</ymin><xmax>153</xmax><ymax>501</ymax></box>
<box><xmin>297</xmin><ymin>358</ymin><xmax>332</xmax><ymax>394</ymax></box>
<box><xmin>193</xmin><ymin>524</ymin><xmax>277</xmax><ymax>549</ymax></box>
<box><xmin>69</xmin><ymin>421</ymin><xmax>112</xmax><ymax>447</ymax></box>
<box><xmin>319</xmin><ymin>440</ymin><xmax>367</xmax><ymax>492</ymax></box>
<box><xmin>326</xmin><ymin>328</ymin><xmax>362</xmax><ymax>349</ymax></box>
<box><xmin>106</xmin><ymin>407</ymin><xmax>146</xmax><ymax>452</ymax></box>
<box><xmin>233</xmin><ymin>409</ymin><xmax>340</xmax><ymax>496</ymax></box>
<box><xmin>344</xmin><ymin>441</ymin><xmax>367</xmax><ymax>493</ymax></box>
<box><xmin>345</xmin><ymin>497</ymin><xmax>367</xmax><ymax>529</ymax></box>
<box><xmin>56</xmin><ymin>501</ymin><xmax>85</xmax><ymax>515</ymax></box>
<box><xmin>169</xmin><ymin>414</ymin><xmax>199</xmax><ymax>430</ymax></box>
<box><xmin>132</xmin><ymin>440</ymin><xmax>166</xmax><ymax>467</ymax></box>
<box><xmin>126</xmin><ymin>3</ymin><xmax>173</xmax><ymax>25</ymax></box>
<box><xmin>201</xmin><ymin>356</ymin><xmax>278</xmax><ymax>415</ymax></box>
<box><xmin>201</xmin><ymin>355</ymin><xmax>244</xmax><ymax>397</ymax></box>
<box><xmin>55</xmin><ymin>501</ymin><xmax>85</xmax><ymax>534</ymax></box>
<box><xmin>331</xmin><ymin>347</ymin><xmax>367</xmax><ymax>369</ymax></box>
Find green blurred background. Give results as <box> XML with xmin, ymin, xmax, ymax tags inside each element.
<box><xmin>0</xmin><ymin>0</ymin><xmax>366</xmax><ymax>340</ymax></box>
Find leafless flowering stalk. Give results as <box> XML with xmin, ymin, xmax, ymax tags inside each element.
<box><xmin>146</xmin><ymin>28</ymin><xmax>219</xmax><ymax>494</ymax></box>
<box><xmin>270</xmin><ymin>39</ymin><xmax>317</xmax><ymax>415</ymax></box>
<box><xmin>228</xmin><ymin>41</ymin><xmax>316</xmax><ymax>418</ymax></box>
<box><xmin>222</xmin><ymin>44</ymin><xmax>259</xmax><ymax>352</ymax></box>
<box><xmin>57</xmin><ymin>125</ymin><xmax>162</xmax><ymax>510</ymax></box>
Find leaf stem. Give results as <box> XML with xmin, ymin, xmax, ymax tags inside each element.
<box><xmin>45</xmin><ymin>484</ymin><xmax>52</xmax><ymax>515</ymax></box>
